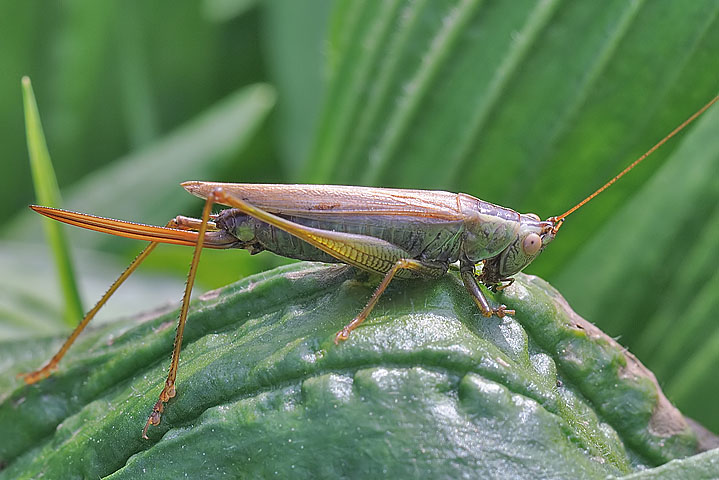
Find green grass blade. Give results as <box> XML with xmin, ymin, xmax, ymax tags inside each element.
<box><xmin>21</xmin><ymin>76</ymin><xmax>83</xmax><ymax>328</ymax></box>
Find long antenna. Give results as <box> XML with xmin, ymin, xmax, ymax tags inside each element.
<box><xmin>550</xmin><ymin>95</ymin><xmax>718</xmax><ymax>229</ymax></box>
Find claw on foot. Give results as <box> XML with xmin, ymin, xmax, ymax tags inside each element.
<box><xmin>334</xmin><ymin>328</ymin><xmax>350</xmax><ymax>345</ymax></box>
<box><xmin>482</xmin><ymin>305</ymin><xmax>515</xmax><ymax>318</ymax></box>
<box><xmin>142</xmin><ymin>381</ymin><xmax>176</xmax><ymax>439</ymax></box>
<box><xmin>142</xmin><ymin>400</ymin><xmax>165</xmax><ymax>439</ymax></box>
<box><xmin>17</xmin><ymin>366</ymin><xmax>55</xmax><ymax>385</ymax></box>
<box><xmin>494</xmin><ymin>305</ymin><xmax>515</xmax><ymax>318</ymax></box>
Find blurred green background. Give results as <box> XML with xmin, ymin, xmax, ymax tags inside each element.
<box><xmin>0</xmin><ymin>0</ymin><xmax>717</xmax><ymax>431</ymax></box>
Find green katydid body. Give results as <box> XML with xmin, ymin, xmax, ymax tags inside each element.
<box><xmin>183</xmin><ymin>182</ymin><xmax>557</xmax><ymax>286</ymax></box>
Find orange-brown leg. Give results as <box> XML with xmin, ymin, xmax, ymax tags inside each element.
<box><xmin>18</xmin><ymin>214</ymin><xmax>207</xmax><ymax>385</ymax></box>
<box><xmin>142</xmin><ymin>195</ymin><xmax>215</xmax><ymax>438</ymax></box>
<box><xmin>334</xmin><ymin>258</ymin><xmax>444</xmax><ymax>344</ymax></box>
<box><xmin>19</xmin><ymin>240</ymin><xmax>161</xmax><ymax>384</ymax></box>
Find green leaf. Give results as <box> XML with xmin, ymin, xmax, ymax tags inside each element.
<box><xmin>0</xmin><ymin>264</ymin><xmax>712</xmax><ymax>478</ymax></box>
<box><xmin>22</xmin><ymin>77</ymin><xmax>84</xmax><ymax>328</ymax></box>
<box><xmin>617</xmin><ymin>447</ymin><xmax>719</xmax><ymax>480</ymax></box>
<box><xmin>262</xmin><ymin>0</ymin><xmax>333</xmax><ymax>178</ymax></box>
<box><xmin>202</xmin><ymin>0</ymin><xmax>258</xmax><ymax>22</ymax></box>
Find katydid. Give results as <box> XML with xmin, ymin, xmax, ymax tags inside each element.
<box><xmin>18</xmin><ymin>95</ymin><xmax>718</xmax><ymax>439</ymax></box>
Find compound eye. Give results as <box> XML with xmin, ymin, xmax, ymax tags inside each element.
<box><xmin>522</xmin><ymin>233</ymin><xmax>542</xmax><ymax>256</ymax></box>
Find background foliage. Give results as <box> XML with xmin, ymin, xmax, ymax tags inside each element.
<box><xmin>0</xmin><ymin>0</ymin><xmax>717</xmax><ymax>440</ymax></box>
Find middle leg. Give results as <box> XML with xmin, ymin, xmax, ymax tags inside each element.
<box><xmin>334</xmin><ymin>258</ymin><xmax>446</xmax><ymax>343</ymax></box>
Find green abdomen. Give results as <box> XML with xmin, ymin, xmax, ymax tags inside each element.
<box><xmin>215</xmin><ymin>210</ymin><xmax>465</xmax><ymax>265</ymax></box>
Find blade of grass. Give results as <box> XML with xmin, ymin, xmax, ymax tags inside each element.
<box><xmin>22</xmin><ymin>76</ymin><xmax>83</xmax><ymax>328</ymax></box>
